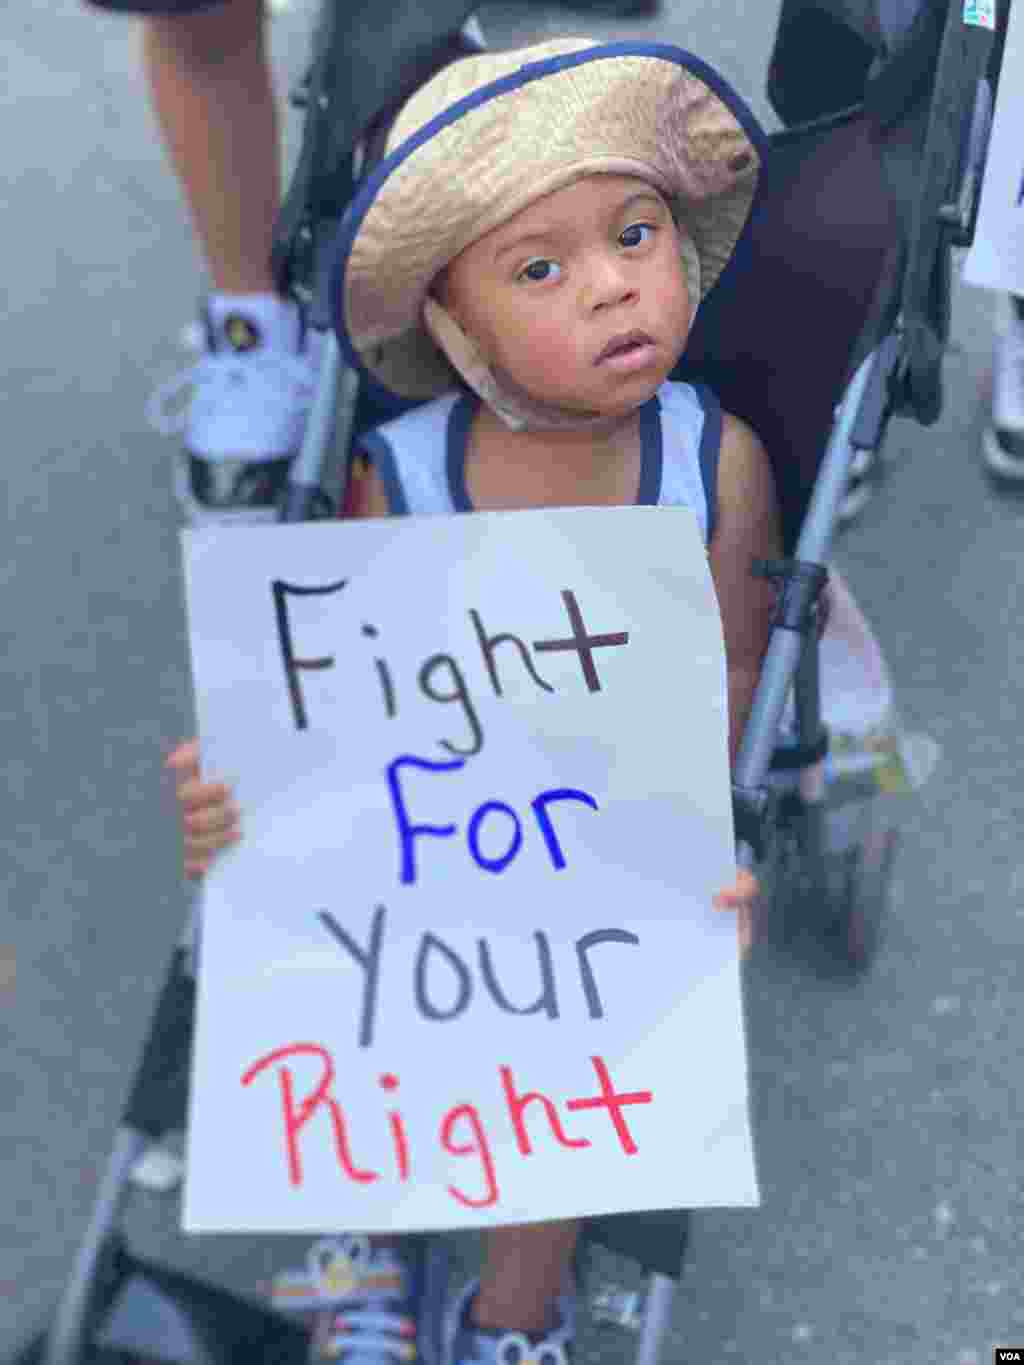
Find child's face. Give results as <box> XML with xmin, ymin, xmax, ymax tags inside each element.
<box><xmin>437</xmin><ymin>175</ymin><xmax>693</xmax><ymax>421</ymax></box>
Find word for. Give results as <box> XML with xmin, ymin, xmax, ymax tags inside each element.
<box><xmin>386</xmin><ymin>752</ymin><xmax>598</xmax><ymax>884</ymax></box>
<box><xmin>272</xmin><ymin>579</ymin><xmax>630</xmax><ymax>751</ymax></box>
<box><xmin>316</xmin><ymin>904</ymin><xmax>639</xmax><ymax>1048</ymax></box>
<box><xmin>241</xmin><ymin>1044</ymin><xmax>654</xmax><ymax>1209</ymax></box>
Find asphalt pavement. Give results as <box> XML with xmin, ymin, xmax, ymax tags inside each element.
<box><xmin>3</xmin><ymin>0</ymin><xmax>1023</xmax><ymax>1362</ymax></box>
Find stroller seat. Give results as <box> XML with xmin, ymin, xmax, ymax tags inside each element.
<box><xmin>676</xmin><ymin>108</ymin><xmax>903</xmax><ymax>553</ymax></box>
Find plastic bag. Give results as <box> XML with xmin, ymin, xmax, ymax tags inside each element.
<box><xmin>775</xmin><ymin>564</ymin><xmax>942</xmax><ymax>819</ymax></box>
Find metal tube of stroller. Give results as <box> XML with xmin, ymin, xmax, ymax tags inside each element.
<box><xmin>732</xmin><ymin>346</ymin><xmax>880</xmax><ymax>807</ymax></box>
<box><xmin>42</xmin><ymin>1126</ymin><xmax>149</xmax><ymax>1365</ymax></box>
<box><xmin>281</xmin><ymin>328</ymin><xmax>358</xmax><ymax>522</ymax></box>
<box><xmin>634</xmin><ymin>1273</ymin><xmax>677</xmax><ymax>1365</ymax></box>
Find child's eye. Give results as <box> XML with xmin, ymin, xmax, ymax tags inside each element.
<box><xmin>620</xmin><ymin>222</ymin><xmax>657</xmax><ymax>248</ymax></box>
<box><xmin>517</xmin><ymin>258</ymin><xmax>561</xmax><ymax>284</ymax></box>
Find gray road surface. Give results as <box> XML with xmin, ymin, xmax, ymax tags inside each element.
<box><xmin>3</xmin><ymin>1</ymin><xmax>1022</xmax><ymax>1362</ymax></box>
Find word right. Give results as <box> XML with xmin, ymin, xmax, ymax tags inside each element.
<box><xmin>241</xmin><ymin>1045</ymin><xmax>655</xmax><ymax>1208</ymax></box>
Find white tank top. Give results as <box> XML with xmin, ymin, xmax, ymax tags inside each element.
<box><xmin>358</xmin><ymin>380</ymin><xmax>722</xmax><ymax>544</ymax></box>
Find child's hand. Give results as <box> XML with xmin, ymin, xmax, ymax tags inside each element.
<box><xmin>713</xmin><ymin>868</ymin><xmax>761</xmax><ymax>958</ymax></box>
<box><xmin>165</xmin><ymin>738</ymin><xmax>242</xmax><ymax>880</ymax></box>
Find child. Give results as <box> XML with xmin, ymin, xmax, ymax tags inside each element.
<box><xmin>166</xmin><ymin>36</ymin><xmax>778</xmax><ymax>1365</ymax></box>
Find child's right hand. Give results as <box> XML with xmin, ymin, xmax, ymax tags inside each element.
<box><xmin>165</xmin><ymin>738</ymin><xmax>242</xmax><ymax>880</ymax></box>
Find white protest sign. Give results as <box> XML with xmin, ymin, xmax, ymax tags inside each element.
<box><xmin>962</xmin><ymin>0</ymin><xmax>1024</xmax><ymax>296</ymax></box>
<box><xmin>180</xmin><ymin>506</ymin><xmax>760</xmax><ymax>1235</ymax></box>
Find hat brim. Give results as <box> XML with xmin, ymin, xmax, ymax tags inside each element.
<box><xmin>330</xmin><ymin>39</ymin><xmax>770</xmax><ymax>407</ymax></box>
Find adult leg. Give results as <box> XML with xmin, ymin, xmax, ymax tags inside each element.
<box><xmin>122</xmin><ymin>0</ymin><xmax>321</xmax><ymax>520</ymax></box>
<box><xmin>141</xmin><ymin>0</ymin><xmax>279</xmax><ymax>295</ymax></box>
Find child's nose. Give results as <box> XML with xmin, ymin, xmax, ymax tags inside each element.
<box><xmin>585</xmin><ymin>255</ymin><xmax>637</xmax><ymax>309</ymax></box>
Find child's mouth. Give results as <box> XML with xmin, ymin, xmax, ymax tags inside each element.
<box><xmin>597</xmin><ymin>333</ymin><xmax>657</xmax><ymax>369</ymax></box>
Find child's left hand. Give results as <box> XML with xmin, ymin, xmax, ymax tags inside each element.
<box><xmin>713</xmin><ymin>868</ymin><xmax>761</xmax><ymax>958</ymax></box>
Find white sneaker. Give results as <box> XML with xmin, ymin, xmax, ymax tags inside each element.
<box><xmin>983</xmin><ymin>293</ymin><xmax>1024</xmax><ymax>481</ymax></box>
<box><xmin>146</xmin><ymin>294</ymin><xmax>326</xmax><ymax>526</ymax></box>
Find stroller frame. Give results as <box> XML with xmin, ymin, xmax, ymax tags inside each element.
<box><xmin>13</xmin><ymin>2</ymin><xmax>1006</xmax><ymax>1364</ymax></box>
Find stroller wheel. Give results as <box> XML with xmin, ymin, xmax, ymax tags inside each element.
<box><xmin>819</xmin><ymin>826</ymin><xmax>900</xmax><ymax>976</ymax></box>
<box><xmin>765</xmin><ymin>793</ymin><xmax>900</xmax><ymax>977</ymax></box>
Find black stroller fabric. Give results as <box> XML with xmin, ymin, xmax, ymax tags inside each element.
<box><xmin>677</xmin><ymin>112</ymin><xmax>901</xmax><ymax>554</ymax></box>
<box><xmin>766</xmin><ymin>0</ymin><xmax>941</xmax><ymax>126</ymax></box>
<box><xmin>765</xmin><ymin>0</ymin><xmax>1002</xmax><ymax>436</ymax></box>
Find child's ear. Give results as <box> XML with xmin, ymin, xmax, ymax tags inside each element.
<box><xmin>429</xmin><ymin>271</ymin><xmax>470</xmax><ymax>337</ymax></box>
<box><xmin>433</xmin><ymin>267</ymin><xmax>468</xmax><ymax>318</ymax></box>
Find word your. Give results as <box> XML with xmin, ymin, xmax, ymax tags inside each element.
<box><xmin>316</xmin><ymin>904</ymin><xmax>639</xmax><ymax>1049</ymax></box>
<box><xmin>387</xmin><ymin>753</ymin><xmax>598</xmax><ymax>884</ymax></box>
<box><xmin>272</xmin><ymin>580</ymin><xmax>630</xmax><ymax>751</ymax></box>
<box><xmin>241</xmin><ymin>1045</ymin><xmax>654</xmax><ymax>1209</ymax></box>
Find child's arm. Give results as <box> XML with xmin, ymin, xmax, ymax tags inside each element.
<box><xmin>167</xmin><ymin>452</ymin><xmax>393</xmax><ymax>881</ymax></box>
<box><xmin>706</xmin><ymin>414</ymin><xmax>784</xmax><ymax>953</ymax></box>
<box><xmin>707</xmin><ymin>412</ymin><xmax>784</xmax><ymax>769</ymax></box>
<box><xmin>341</xmin><ymin>450</ymin><xmax>392</xmax><ymax>519</ymax></box>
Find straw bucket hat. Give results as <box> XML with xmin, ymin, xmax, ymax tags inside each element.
<box><xmin>329</xmin><ymin>37</ymin><xmax>766</xmax><ymax>424</ymax></box>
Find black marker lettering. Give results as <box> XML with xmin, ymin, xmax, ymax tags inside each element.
<box><xmin>418</xmin><ymin>654</ymin><xmax>483</xmax><ymax>757</ymax></box>
<box><xmin>533</xmin><ymin>589</ymin><xmax>629</xmax><ymax>693</ymax></box>
<box><xmin>363</xmin><ymin>624</ymin><xmax>396</xmax><ymax>718</ymax></box>
<box><xmin>478</xmin><ymin>932</ymin><xmax>559</xmax><ymax>1019</ymax></box>
<box><xmin>415</xmin><ymin>933</ymin><xmax>473</xmax><ymax>1022</ymax></box>
<box><xmin>316</xmin><ymin>905</ymin><xmax>386</xmax><ymax>1048</ymax></box>
<box><xmin>272</xmin><ymin>578</ymin><xmax>347</xmax><ymax>730</ymax></box>
<box><xmin>469</xmin><ymin>609</ymin><xmax>554</xmax><ymax>696</ymax></box>
<box><xmin>575</xmin><ymin>929</ymin><xmax>641</xmax><ymax>1019</ymax></box>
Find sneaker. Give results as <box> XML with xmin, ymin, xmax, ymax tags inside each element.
<box><xmin>146</xmin><ymin>293</ymin><xmax>326</xmax><ymax>526</ymax></box>
<box><xmin>444</xmin><ymin>1279</ymin><xmax>576</xmax><ymax>1365</ymax></box>
<box><xmin>270</xmin><ymin>1235</ymin><xmax>449</xmax><ymax>1365</ymax></box>
<box><xmin>982</xmin><ymin>293</ymin><xmax>1024</xmax><ymax>482</ymax></box>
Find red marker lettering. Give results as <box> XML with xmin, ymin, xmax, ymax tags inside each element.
<box><xmin>381</xmin><ymin>1072</ymin><xmax>410</xmax><ymax>1180</ymax></box>
<box><xmin>242</xmin><ymin>1042</ymin><xmax>378</xmax><ymax>1186</ymax></box>
<box><xmin>440</xmin><ymin>1102</ymin><xmax>499</xmax><ymax>1208</ymax></box>
<box><xmin>500</xmin><ymin>1064</ymin><xmax>590</xmax><ymax>1154</ymax></box>
<box><xmin>565</xmin><ymin>1054</ymin><xmax>653</xmax><ymax>1155</ymax></box>
<box><xmin>240</xmin><ymin>1046</ymin><xmax>655</xmax><ymax>1207</ymax></box>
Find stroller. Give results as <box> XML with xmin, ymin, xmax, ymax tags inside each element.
<box><xmin>10</xmin><ymin>1</ymin><xmax>1007</xmax><ymax>1363</ymax></box>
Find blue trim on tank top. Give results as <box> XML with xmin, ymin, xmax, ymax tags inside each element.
<box><xmin>358</xmin><ymin>430</ymin><xmax>409</xmax><ymax>514</ymax></box>
<box><xmin>690</xmin><ymin>382</ymin><xmax>722</xmax><ymax>544</ymax></box>
<box><xmin>445</xmin><ymin>390</ymin><xmax>664</xmax><ymax>512</ymax></box>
